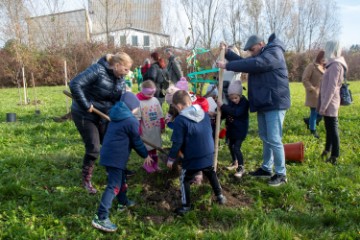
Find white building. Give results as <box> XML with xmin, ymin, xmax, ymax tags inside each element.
<box><xmin>27</xmin><ymin>0</ymin><xmax>169</xmax><ymax>50</ymax></box>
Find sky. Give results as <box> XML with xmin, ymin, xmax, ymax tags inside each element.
<box><xmin>2</xmin><ymin>0</ymin><xmax>360</xmax><ymax>48</ymax></box>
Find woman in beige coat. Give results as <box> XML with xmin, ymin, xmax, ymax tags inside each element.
<box><xmin>302</xmin><ymin>50</ymin><xmax>325</xmax><ymax>138</ymax></box>
<box><xmin>317</xmin><ymin>41</ymin><xmax>348</xmax><ymax>165</ymax></box>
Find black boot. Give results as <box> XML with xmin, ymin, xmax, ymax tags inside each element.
<box><xmin>82</xmin><ymin>155</ymin><xmax>97</xmax><ymax>194</ymax></box>
<box><xmin>320</xmin><ymin>150</ymin><xmax>329</xmax><ymax>161</ymax></box>
<box><xmin>310</xmin><ymin>130</ymin><xmax>319</xmax><ymax>139</ymax></box>
<box><xmin>326</xmin><ymin>156</ymin><xmax>337</xmax><ymax>165</ymax></box>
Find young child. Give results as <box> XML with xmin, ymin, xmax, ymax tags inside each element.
<box><xmin>217</xmin><ymin>80</ymin><xmax>249</xmax><ymax>179</ymax></box>
<box><xmin>92</xmin><ymin>92</ymin><xmax>153</xmax><ymax>232</ymax></box>
<box><xmin>167</xmin><ymin>90</ymin><xmax>227</xmax><ymax>215</ymax></box>
<box><xmin>137</xmin><ymin>80</ymin><xmax>165</xmax><ymax>172</ymax></box>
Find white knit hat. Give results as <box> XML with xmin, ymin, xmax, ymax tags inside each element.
<box><xmin>227</xmin><ymin>80</ymin><xmax>243</xmax><ymax>96</ymax></box>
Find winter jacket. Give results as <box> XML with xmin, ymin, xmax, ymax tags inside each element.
<box><xmin>167</xmin><ymin>55</ymin><xmax>183</xmax><ymax>84</ymax></box>
<box><xmin>143</xmin><ymin>62</ymin><xmax>167</xmax><ymax>98</ymax></box>
<box><xmin>100</xmin><ymin>101</ymin><xmax>148</xmax><ymax>169</ymax></box>
<box><xmin>302</xmin><ymin>62</ymin><xmax>325</xmax><ymax>108</ymax></box>
<box><xmin>225</xmin><ymin>36</ymin><xmax>291</xmax><ymax>113</ymax></box>
<box><xmin>220</xmin><ymin>96</ymin><xmax>249</xmax><ymax>140</ymax></box>
<box><xmin>168</xmin><ymin>105</ymin><xmax>214</xmax><ymax>170</ymax></box>
<box><xmin>317</xmin><ymin>57</ymin><xmax>348</xmax><ymax>117</ymax></box>
<box><xmin>69</xmin><ymin>56</ymin><xmax>126</xmax><ymax>122</ymax></box>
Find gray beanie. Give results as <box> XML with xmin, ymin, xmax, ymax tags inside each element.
<box><xmin>227</xmin><ymin>80</ymin><xmax>243</xmax><ymax>96</ymax></box>
<box><xmin>244</xmin><ymin>35</ymin><xmax>264</xmax><ymax>51</ymax></box>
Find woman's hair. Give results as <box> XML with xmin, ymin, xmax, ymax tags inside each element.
<box><xmin>172</xmin><ymin>90</ymin><xmax>191</xmax><ymax>106</ymax></box>
<box><xmin>141</xmin><ymin>80</ymin><xmax>156</xmax><ymax>89</ymax></box>
<box><xmin>229</xmin><ymin>45</ymin><xmax>240</xmax><ymax>55</ymax></box>
<box><xmin>324</xmin><ymin>41</ymin><xmax>342</xmax><ymax>60</ymax></box>
<box><xmin>106</xmin><ymin>52</ymin><xmax>133</xmax><ymax>66</ymax></box>
<box><xmin>151</xmin><ymin>52</ymin><xmax>166</xmax><ymax>69</ymax></box>
<box><xmin>315</xmin><ymin>50</ymin><xmax>325</xmax><ymax>64</ymax></box>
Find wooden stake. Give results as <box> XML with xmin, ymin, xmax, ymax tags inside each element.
<box><xmin>213</xmin><ymin>48</ymin><xmax>225</xmax><ymax>171</ymax></box>
<box><xmin>64</xmin><ymin>60</ymin><xmax>69</xmax><ymax>113</ymax></box>
<box><xmin>22</xmin><ymin>66</ymin><xmax>27</xmax><ymax>105</ymax></box>
<box><xmin>31</xmin><ymin>73</ymin><xmax>38</xmax><ymax>110</ymax></box>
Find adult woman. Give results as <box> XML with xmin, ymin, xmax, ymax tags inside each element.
<box><xmin>302</xmin><ymin>50</ymin><xmax>325</xmax><ymax>138</ymax></box>
<box><xmin>318</xmin><ymin>41</ymin><xmax>348</xmax><ymax>165</ymax></box>
<box><xmin>70</xmin><ymin>52</ymin><xmax>133</xmax><ymax>194</ymax></box>
<box><xmin>143</xmin><ymin>52</ymin><xmax>168</xmax><ymax>103</ymax></box>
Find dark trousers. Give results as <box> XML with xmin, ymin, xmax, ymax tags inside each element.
<box><xmin>180</xmin><ymin>166</ymin><xmax>222</xmax><ymax>207</ymax></box>
<box><xmin>324</xmin><ymin>116</ymin><xmax>339</xmax><ymax>157</ymax></box>
<box><xmin>97</xmin><ymin>167</ymin><xmax>128</xmax><ymax>220</ymax></box>
<box><xmin>228</xmin><ymin>138</ymin><xmax>245</xmax><ymax>166</ymax></box>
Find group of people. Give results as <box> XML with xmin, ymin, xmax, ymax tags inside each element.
<box><xmin>68</xmin><ymin>34</ymin><xmax>347</xmax><ymax>232</ymax></box>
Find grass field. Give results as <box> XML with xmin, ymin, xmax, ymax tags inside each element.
<box><xmin>0</xmin><ymin>82</ymin><xmax>359</xmax><ymax>239</ymax></box>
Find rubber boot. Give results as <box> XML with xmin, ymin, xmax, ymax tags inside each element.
<box><xmin>82</xmin><ymin>155</ymin><xmax>97</xmax><ymax>194</ymax></box>
<box><xmin>152</xmin><ymin>155</ymin><xmax>161</xmax><ymax>171</ymax></box>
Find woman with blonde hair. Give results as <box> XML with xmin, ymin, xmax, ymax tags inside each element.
<box><xmin>317</xmin><ymin>41</ymin><xmax>348</xmax><ymax>164</ymax></box>
<box><xmin>70</xmin><ymin>52</ymin><xmax>133</xmax><ymax>194</ymax></box>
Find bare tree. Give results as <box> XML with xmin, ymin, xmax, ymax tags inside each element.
<box><xmin>244</xmin><ymin>0</ymin><xmax>263</xmax><ymax>36</ymax></box>
<box><xmin>222</xmin><ymin>0</ymin><xmax>246</xmax><ymax>47</ymax></box>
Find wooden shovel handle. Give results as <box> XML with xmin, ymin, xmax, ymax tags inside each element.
<box><xmin>63</xmin><ymin>90</ymin><xmax>111</xmax><ymax>122</ymax></box>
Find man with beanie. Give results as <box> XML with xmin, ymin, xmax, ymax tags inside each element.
<box><xmin>217</xmin><ymin>80</ymin><xmax>249</xmax><ymax>179</ymax></box>
<box><xmin>165</xmin><ymin>48</ymin><xmax>184</xmax><ymax>84</ymax></box>
<box><xmin>217</xmin><ymin>33</ymin><xmax>290</xmax><ymax>187</ymax></box>
<box><xmin>92</xmin><ymin>92</ymin><xmax>153</xmax><ymax>232</ymax></box>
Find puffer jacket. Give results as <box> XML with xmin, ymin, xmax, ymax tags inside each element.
<box><xmin>69</xmin><ymin>56</ymin><xmax>126</xmax><ymax>121</ymax></box>
<box><xmin>225</xmin><ymin>35</ymin><xmax>291</xmax><ymax>113</ymax></box>
<box><xmin>143</xmin><ymin>62</ymin><xmax>166</xmax><ymax>98</ymax></box>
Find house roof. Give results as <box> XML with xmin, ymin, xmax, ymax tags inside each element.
<box><xmin>92</xmin><ymin>27</ymin><xmax>170</xmax><ymax>38</ymax></box>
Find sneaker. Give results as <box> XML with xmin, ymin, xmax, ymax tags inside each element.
<box><xmin>226</xmin><ymin>162</ymin><xmax>238</xmax><ymax>171</ymax></box>
<box><xmin>249</xmin><ymin>167</ymin><xmax>272</xmax><ymax>178</ymax></box>
<box><xmin>174</xmin><ymin>206</ymin><xmax>191</xmax><ymax>215</ymax></box>
<box><xmin>91</xmin><ymin>214</ymin><xmax>117</xmax><ymax>232</ymax></box>
<box><xmin>268</xmin><ymin>174</ymin><xmax>287</xmax><ymax>187</ymax></box>
<box><xmin>118</xmin><ymin>200</ymin><xmax>136</xmax><ymax>212</ymax></box>
<box><xmin>216</xmin><ymin>194</ymin><xmax>227</xmax><ymax>205</ymax></box>
<box><xmin>234</xmin><ymin>166</ymin><xmax>245</xmax><ymax>179</ymax></box>
<box><xmin>125</xmin><ymin>169</ymin><xmax>136</xmax><ymax>177</ymax></box>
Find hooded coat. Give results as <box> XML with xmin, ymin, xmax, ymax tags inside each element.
<box><xmin>100</xmin><ymin>101</ymin><xmax>148</xmax><ymax>169</ymax></box>
<box><xmin>317</xmin><ymin>57</ymin><xmax>348</xmax><ymax>117</ymax></box>
<box><xmin>168</xmin><ymin>105</ymin><xmax>214</xmax><ymax>170</ymax></box>
<box><xmin>224</xmin><ymin>35</ymin><xmax>291</xmax><ymax>113</ymax></box>
<box><xmin>302</xmin><ymin>62</ymin><xmax>325</xmax><ymax>108</ymax></box>
<box><xmin>69</xmin><ymin>56</ymin><xmax>126</xmax><ymax>121</ymax></box>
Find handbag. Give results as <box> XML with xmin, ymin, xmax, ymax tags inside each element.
<box><xmin>340</xmin><ymin>69</ymin><xmax>353</xmax><ymax>106</ymax></box>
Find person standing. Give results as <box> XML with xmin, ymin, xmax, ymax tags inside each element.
<box><xmin>217</xmin><ymin>33</ymin><xmax>290</xmax><ymax>186</ymax></box>
<box><xmin>69</xmin><ymin>52</ymin><xmax>133</xmax><ymax>194</ymax></box>
<box><xmin>302</xmin><ymin>50</ymin><xmax>325</xmax><ymax>138</ymax></box>
<box><xmin>167</xmin><ymin>90</ymin><xmax>226</xmax><ymax>215</ymax></box>
<box><xmin>317</xmin><ymin>41</ymin><xmax>348</xmax><ymax>165</ymax></box>
<box><xmin>165</xmin><ymin>48</ymin><xmax>183</xmax><ymax>85</ymax></box>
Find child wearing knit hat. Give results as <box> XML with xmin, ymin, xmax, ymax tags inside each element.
<box><xmin>217</xmin><ymin>80</ymin><xmax>249</xmax><ymax>179</ymax></box>
<box><xmin>175</xmin><ymin>77</ymin><xmax>189</xmax><ymax>91</ymax></box>
<box><xmin>136</xmin><ymin>80</ymin><xmax>165</xmax><ymax>173</ymax></box>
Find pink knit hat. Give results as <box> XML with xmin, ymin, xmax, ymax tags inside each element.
<box><xmin>175</xmin><ymin>77</ymin><xmax>189</xmax><ymax>91</ymax></box>
<box><xmin>165</xmin><ymin>85</ymin><xmax>180</xmax><ymax>104</ymax></box>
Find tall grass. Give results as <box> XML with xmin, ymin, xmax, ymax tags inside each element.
<box><xmin>0</xmin><ymin>82</ymin><xmax>359</xmax><ymax>239</ymax></box>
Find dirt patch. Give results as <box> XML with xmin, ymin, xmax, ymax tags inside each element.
<box><xmin>139</xmin><ymin>168</ymin><xmax>252</xmax><ymax>224</ymax></box>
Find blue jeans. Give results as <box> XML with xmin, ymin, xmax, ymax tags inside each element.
<box><xmin>309</xmin><ymin>107</ymin><xmax>321</xmax><ymax>131</ymax></box>
<box><xmin>257</xmin><ymin>110</ymin><xmax>286</xmax><ymax>175</ymax></box>
<box><xmin>97</xmin><ymin>167</ymin><xmax>128</xmax><ymax>220</ymax></box>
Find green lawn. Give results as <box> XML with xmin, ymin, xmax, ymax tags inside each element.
<box><xmin>0</xmin><ymin>82</ymin><xmax>359</xmax><ymax>239</ymax></box>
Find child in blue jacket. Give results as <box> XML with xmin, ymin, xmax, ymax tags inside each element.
<box><xmin>167</xmin><ymin>90</ymin><xmax>226</xmax><ymax>215</ymax></box>
<box><xmin>92</xmin><ymin>92</ymin><xmax>153</xmax><ymax>232</ymax></box>
<box><xmin>217</xmin><ymin>80</ymin><xmax>249</xmax><ymax>179</ymax></box>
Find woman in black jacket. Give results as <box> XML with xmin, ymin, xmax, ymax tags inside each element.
<box><xmin>70</xmin><ymin>52</ymin><xmax>133</xmax><ymax>194</ymax></box>
<box><xmin>143</xmin><ymin>52</ymin><xmax>168</xmax><ymax>103</ymax></box>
